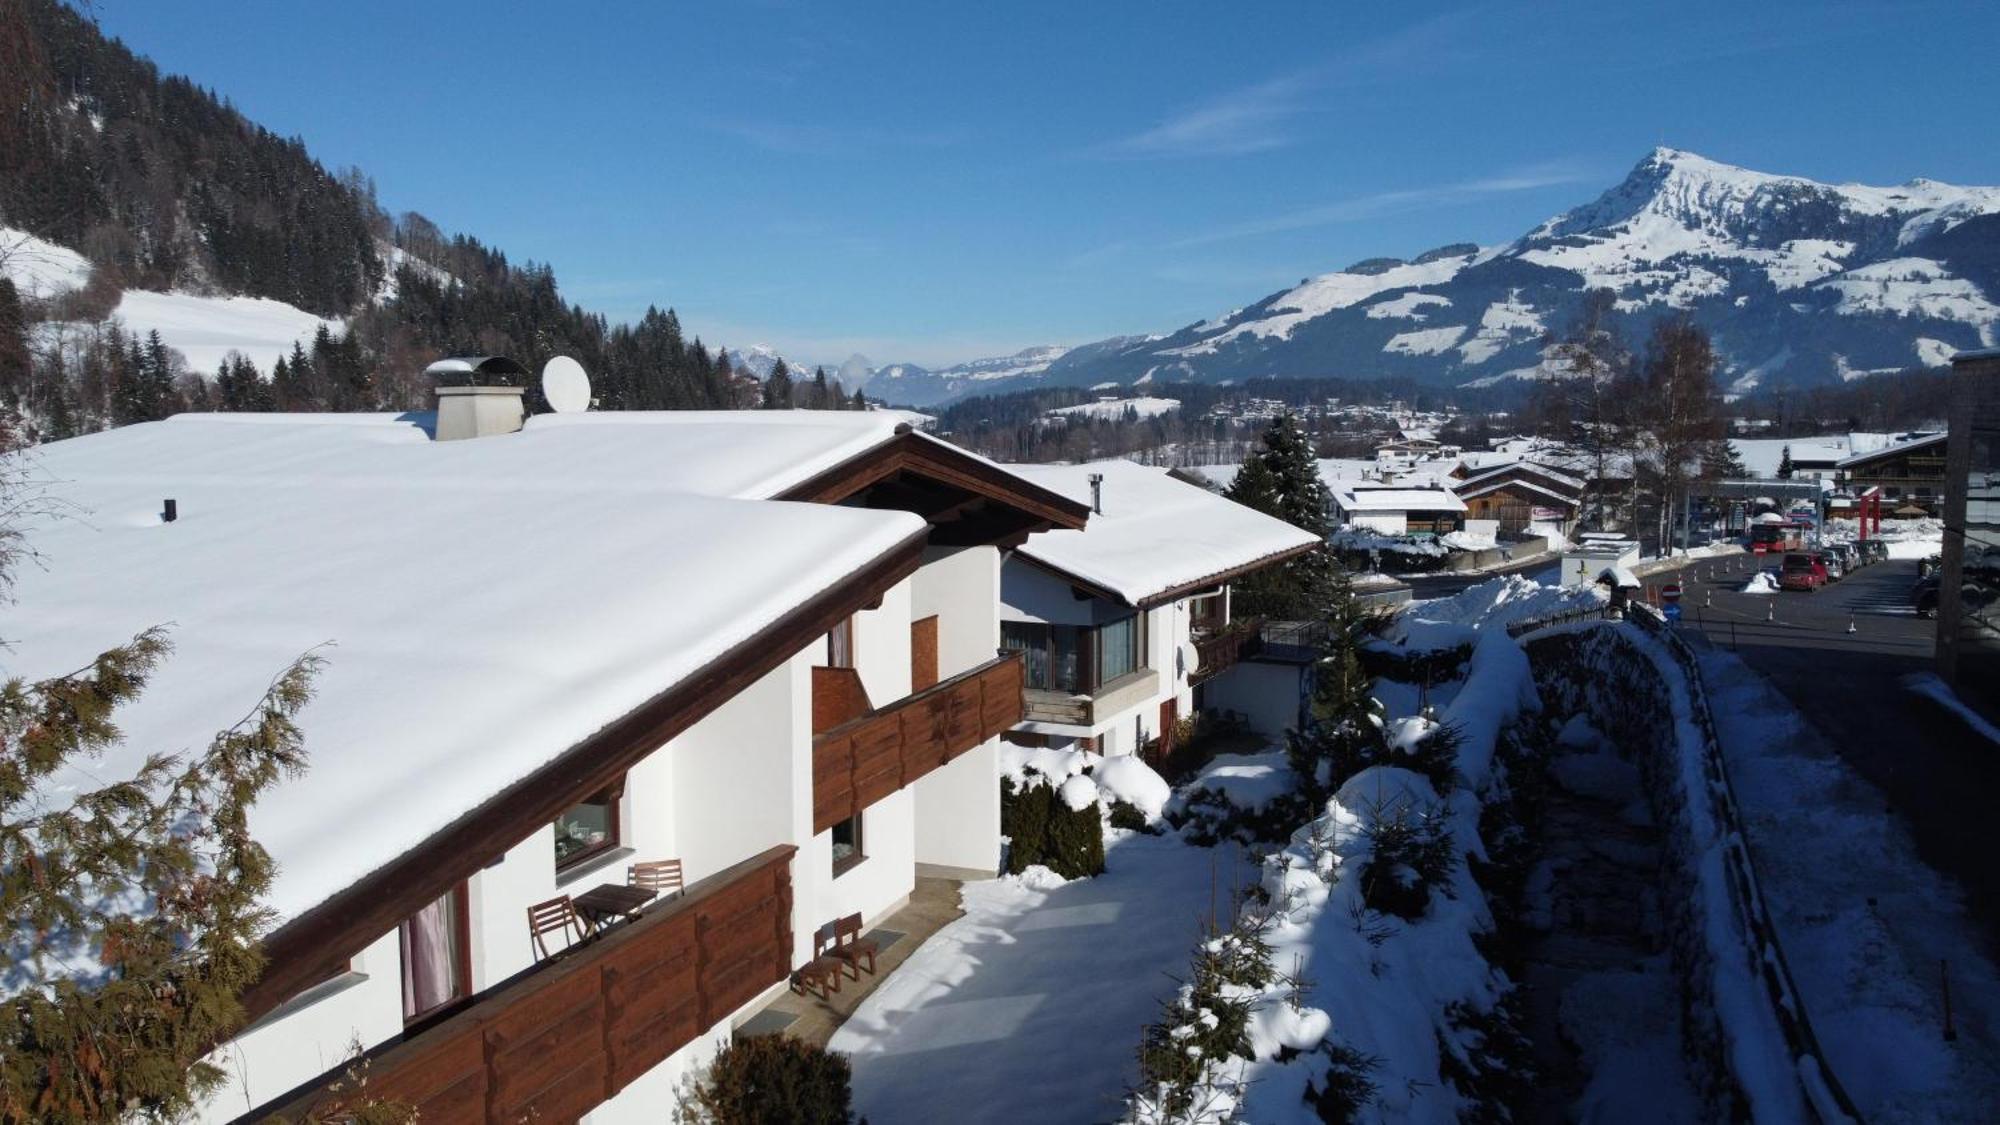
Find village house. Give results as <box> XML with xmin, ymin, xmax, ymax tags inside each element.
<box><xmin>1451</xmin><ymin>461</ymin><xmax>1585</xmax><ymax>539</ymax></box>
<box><xmin>3</xmin><ymin>373</ymin><xmax>1091</xmax><ymax>1123</ymax></box>
<box><xmin>1837</xmin><ymin>431</ymin><xmax>1948</xmax><ymax>515</ymax></box>
<box><xmin>1330</xmin><ymin>483</ymin><xmax>1468</xmax><ymax>536</ymax></box>
<box><xmin>996</xmin><ymin>460</ymin><xmax>1321</xmax><ymax>756</ymax></box>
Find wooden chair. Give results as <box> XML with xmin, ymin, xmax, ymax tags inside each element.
<box><xmin>628</xmin><ymin>858</ymin><xmax>685</xmax><ymax>899</ymax></box>
<box><xmin>527</xmin><ymin>895</ymin><xmax>584</xmax><ymax>961</ymax></box>
<box><xmin>790</xmin><ymin>958</ymin><xmax>843</xmax><ymax>1000</ymax></box>
<box><xmin>828</xmin><ymin>913</ymin><xmax>880</xmax><ymax>979</ymax></box>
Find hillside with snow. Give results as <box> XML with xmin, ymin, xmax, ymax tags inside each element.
<box><xmin>872</xmin><ymin>150</ymin><xmax>2000</xmax><ymax>406</ymax></box>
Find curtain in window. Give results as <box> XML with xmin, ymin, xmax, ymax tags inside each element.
<box><xmin>1098</xmin><ymin>614</ymin><xmax>1137</xmax><ymax>684</ymax></box>
<box><xmin>400</xmin><ymin>886</ymin><xmax>462</xmax><ymax>1020</ymax></box>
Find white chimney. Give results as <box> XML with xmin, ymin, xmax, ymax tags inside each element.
<box><xmin>427</xmin><ymin>356</ymin><xmax>529</xmax><ymax>441</ymax></box>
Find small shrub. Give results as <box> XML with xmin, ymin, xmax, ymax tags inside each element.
<box><xmin>1398</xmin><ymin>721</ymin><xmax>1463</xmax><ymax>796</ymax></box>
<box><xmin>682</xmin><ymin>1035</ymin><xmax>854</xmax><ymax>1125</ymax></box>
<box><xmin>1107</xmin><ymin>799</ymin><xmax>1151</xmax><ymax>832</ymax></box>
<box><xmin>1438</xmin><ymin>993</ymin><xmax>1535</xmax><ymax>1122</ymax></box>
<box><xmin>1001</xmin><ymin>776</ymin><xmax>1105</xmax><ymax>879</ymax></box>
<box><xmin>1303</xmin><ymin>1042</ymin><xmax>1380</xmax><ymax>1123</ymax></box>
<box><xmin>1358</xmin><ymin>801</ymin><xmax>1458</xmax><ymax>921</ymax></box>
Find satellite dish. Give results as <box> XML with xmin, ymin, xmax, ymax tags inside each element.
<box><xmin>542</xmin><ymin>355</ymin><xmax>592</xmax><ymax>413</ymax></box>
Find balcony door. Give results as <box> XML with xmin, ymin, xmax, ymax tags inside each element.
<box><xmin>400</xmin><ymin>882</ymin><xmax>471</xmax><ymax>1023</ymax></box>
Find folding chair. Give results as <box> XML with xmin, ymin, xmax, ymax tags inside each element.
<box><xmin>527</xmin><ymin>895</ymin><xmax>584</xmax><ymax>961</ymax></box>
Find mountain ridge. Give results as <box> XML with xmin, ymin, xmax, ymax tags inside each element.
<box><xmin>867</xmin><ymin>148</ymin><xmax>2000</xmax><ymax>407</ymax></box>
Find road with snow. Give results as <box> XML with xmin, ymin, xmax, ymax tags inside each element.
<box><xmin>1647</xmin><ymin>558</ymin><xmax>2000</xmax><ymax>954</ymax></box>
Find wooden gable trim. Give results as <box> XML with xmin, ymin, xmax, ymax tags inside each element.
<box><xmin>777</xmin><ymin>429</ymin><xmax>1091</xmax><ymax>534</ymax></box>
<box><xmin>1012</xmin><ymin>540</ymin><xmax>1321</xmax><ymax>611</ymax></box>
<box><xmin>238</xmin><ymin>526</ymin><xmax>930</xmax><ymax>1025</ymax></box>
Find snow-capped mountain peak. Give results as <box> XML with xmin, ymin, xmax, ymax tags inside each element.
<box><xmin>863</xmin><ymin>149</ymin><xmax>2000</xmax><ymax>408</ymax></box>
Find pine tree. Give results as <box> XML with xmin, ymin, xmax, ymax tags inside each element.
<box><xmin>1225</xmin><ymin>413</ymin><xmax>1339</xmax><ymax>618</ymax></box>
<box><xmin>1776</xmin><ymin>444</ymin><xmax>1794</xmax><ymax>480</ymax></box>
<box><xmin>762</xmin><ymin>358</ymin><xmax>793</xmax><ymax>410</ymax></box>
<box><xmin>0</xmin><ymin>279</ymin><xmax>28</xmax><ymax>408</ymax></box>
<box><xmin>851</xmin><ymin>387</ymin><xmax>867</xmax><ymax>411</ymax></box>
<box><xmin>811</xmin><ymin>366</ymin><xmax>830</xmax><ymax>410</ymax></box>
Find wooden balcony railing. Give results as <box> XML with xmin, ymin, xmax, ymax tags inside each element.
<box><xmin>1190</xmin><ymin>618</ymin><xmax>1264</xmax><ymax>685</ymax></box>
<box><xmin>266</xmin><ymin>846</ymin><xmax>796</xmax><ymax>1124</ymax></box>
<box><xmin>812</xmin><ymin>652</ymin><xmax>1024</xmax><ymax>835</ymax></box>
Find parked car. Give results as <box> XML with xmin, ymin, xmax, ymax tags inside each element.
<box><xmin>1779</xmin><ymin>551</ymin><xmax>1828</xmax><ymax>592</ymax></box>
<box><xmin>1812</xmin><ymin>550</ymin><xmax>1844</xmax><ymax>582</ymax></box>
<box><xmin>1919</xmin><ymin>554</ymin><xmax>1943</xmax><ymax>578</ymax></box>
<box><xmin>1829</xmin><ymin>543</ymin><xmax>1861</xmax><ymax>571</ymax></box>
<box><xmin>1855</xmin><ymin>539</ymin><xmax>1890</xmax><ymax>566</ymax></box>
<box><xmin>1914</xmin><ymin>574</ymin><xmax>1941</xmax><ymax>617</ymax></box>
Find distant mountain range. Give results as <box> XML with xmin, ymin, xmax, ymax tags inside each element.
<box><xmin>861</xmin><ymin>149</ymin><xmax>2000</xmax><ymax>407</ymax></box>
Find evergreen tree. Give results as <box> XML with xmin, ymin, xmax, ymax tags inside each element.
<box><xmin>0</xmin><ymin>279</ymin><xmax>27</xmax><ymax>408</ymax></box>
<box><xmin>1703</xmin><ymin>439</ymin><xmax>1748</xmax><ymax>480</ymax></box>
<box><xmin>762</xmin><ymin>358</ymin><xmax>793</xmax><ymax>410</ymax></box>
<box><xmin>1776</xmin><ymin>444</ymin><xmax>1794</xmax><ymax>480</ymax></box>
<box><xmin>1225</xmin><ymin>413</ymin><xmax>1340</xmax><ymax>618</ymax></box>
<box><xmin>851</xmin><ymin>387</ymin><xmax>867</xmax><ymax>411</ymax></box>
<box><xmin>810</xmin><ymin>366</ymin><xmax>831</xmax><ymax>410</ymax></box>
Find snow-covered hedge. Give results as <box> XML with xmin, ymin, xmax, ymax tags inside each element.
<box><xmin>1000</xmin><ymin>743</ymin><xmax>1175</xmax><ymax>877</ymax></box>
<box><xmin>1127</xmin><ymin>587</ymin><xmax>1549</xmax><ymax>1123</ymax></box>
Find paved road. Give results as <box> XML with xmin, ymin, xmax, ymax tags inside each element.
<box><xmin>1647</xmin><ymin>557</ymin><xmax>2000</xmax><ymax>952</ymax></box>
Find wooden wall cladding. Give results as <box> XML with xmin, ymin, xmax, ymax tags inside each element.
<box><xmin>911</xmin><ymin>616</ymin><xmax>940</xmax><ymax>691</ymax></box>
<box><xmin>811</xmin><ymin>652</ymin><xmax>1025</xmax><ymax>835</ymax></box>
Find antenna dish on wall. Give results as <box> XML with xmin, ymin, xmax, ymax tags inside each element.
<box><xmin>541</xmin><ymin>355</ymin><xmax>592</xmax><ymax>413</ymax></box>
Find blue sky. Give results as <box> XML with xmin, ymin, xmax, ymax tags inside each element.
<box><xmin>88</xmin><ymin>0</ymin><xmax>2000</xmax><ymax>368</ymax></box>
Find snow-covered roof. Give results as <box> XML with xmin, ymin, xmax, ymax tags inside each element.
<box><xmin>1457</xmin><ymin>460</ymin><xmax>1584</xmax><ymax>493</ymax></box>
<box><xmin>4</xmin><ymin>413</ymin><xmax>932</xmax><ymax>931</ymax></box>
<box><xmin>1835</xmin><ymin>431</ymin><xmax>1945</xmax><ymax>468</ymax></box>
<box><xmin>1007</xmin><ymin>460</ymin><xmax>1319</xmax><ymax>606</ymax></box>
<box><xmin>1453</xmin><ymin>476</ymin><xmax>1581</xmax><ymax>507</ymax></box>
<box><xmin>1333</xmin><ymin>487</ymin><xmax>1469</xmax><ymax>514</ymax></box>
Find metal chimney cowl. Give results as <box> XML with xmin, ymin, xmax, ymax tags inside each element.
<box><xmin>427</xmin><ymin>356</ymin><xmax>528</xmax><ymax>441</ymax></box>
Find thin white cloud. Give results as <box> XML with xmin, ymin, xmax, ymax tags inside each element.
<box><xmin>1165</xmin><ymin>160</ymin><xmax>1602</xmax><ymax>248</ymax></box>
<box><xmin>1091</xmin><ymin>11</ymin><xmax>1480</xmax><ymax>159</ymax></box>
<box><xmin>1101</xmin><ymin>71</ymin><xmax>1317</xmax><ymax>158</ymax></box>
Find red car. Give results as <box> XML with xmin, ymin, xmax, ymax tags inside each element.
<box><xmin>1778</xmin><ymin>551</ymin><xmax>1828</xmax><ymax>592</ymax></box>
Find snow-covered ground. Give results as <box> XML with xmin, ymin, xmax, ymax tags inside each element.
<box><xmin>832</xmin><ymin>832</ymin><xmax>1252</xmax><ymax>1124</ymax></box>
<box><xmin>0</xmin><ymin>226</ymin><xmax>93</xmax><ymax>299</ymax></box>
<box><xmin>1702</xmin><ymin>649</ymin><xmax>2000</xmax><ymax>1121</ymax></box>
<box><xmin>1044</xmin><ymin>396</ymin><xmax>1181</xmax><ymax>423</ymax></box>
<box><xmin>95</xmin><ymin>290</ymin><xmax>343</xmax><ymax>373</ymax></box>
<box><xmin>1822</xmin><ymin>516</ymin><xmax>1944</xmax><ymax>559</ymax></box>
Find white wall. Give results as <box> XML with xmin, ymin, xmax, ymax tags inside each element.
<box><xmin>1347</xmin><ymin>511</ymin><xmax>1409</xmax><ymax>535</ymax></box>
<box><xmin>1203</xmin><ymin>660</ymin><xmax>1307</xmax><ymax>738</ymax></box>
<box><xmin>850</xmin><ymin>577</ymin><xmax>913</xmax><ymax>708</ymax></box>
<box><xmin>912</xmin><ymin>545</ymin><xmax>1000</xmax><ymax>679</ymax></box>
<box><xmin>203</xmin><ymin>931</ymin><xmax>404</xmax><ymax>1119</ymax></box>
<box><xmin>912</xmin><ymin>737</ymin><xmax>1001</xmax><ymax>874</ymax></box>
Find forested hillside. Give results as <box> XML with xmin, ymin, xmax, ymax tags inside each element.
<box><xmin>0</xmin><ymin>0</ymin><xmax>811</xmax><ymax>442</ymax></box>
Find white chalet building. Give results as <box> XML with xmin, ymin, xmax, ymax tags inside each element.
<box><xmin>2</xmin><ymin>382</ymin><xmax>1089</xmax><ymax>1123</ymax></box>
<box><xmin>996</xmin><ymin>460</ymin><xmax>1320</xmax><ymax>756</ymax></box>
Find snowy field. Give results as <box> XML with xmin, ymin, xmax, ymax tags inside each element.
<box><xmin>1702</xmin><ymin>648</ymin><xmax>2000</xmax><ymax>1121</ymax></box>
<box><xmin>1044</xmin><ymin>396</ymin><xmax>1182</xmax><ymax>423</ymax></box>
<box><xmin>99</xmin><ymin>289</ymin><xmax>342</xmax><ymax>373</ymax></box>
<box><xmin>832</xmin><ymin>832</ymin><xmax>1253</xmax><ymax>1124</ymax></box>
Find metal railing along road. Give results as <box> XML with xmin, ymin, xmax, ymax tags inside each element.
<box><xmin>1624</xmin><ymin>604</ymin><xmax>1865</xmax><ymax>1124</ymax></box>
